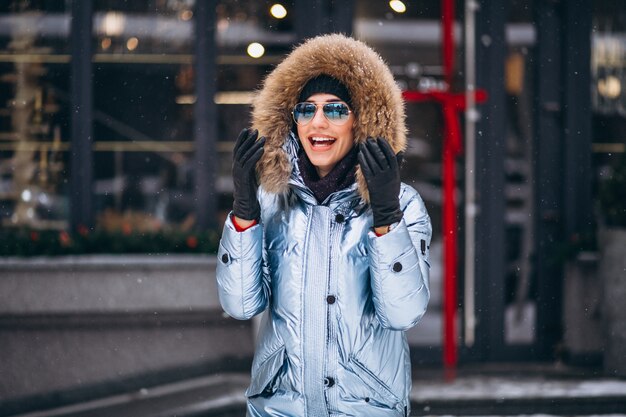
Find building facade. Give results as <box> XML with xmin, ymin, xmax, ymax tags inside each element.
<box><xmin>1</xmin><ymin>0</ymin><xmax>624</xmax><ymax>375</ymax></box>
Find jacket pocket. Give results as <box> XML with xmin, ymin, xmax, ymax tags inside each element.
<box><xmin>245</xmin><ymin>345</ymin><xmax>286</xmax><ymax>398</ymax></box>
<box><xmin>347</xmin><ymin>355</ymin><xmax>402</xmax><ymax>410</ymax></box>
<box><xmin>389</xmin><ymin>249</ymin><xmax>419</xmax><ymax>275</ymax></box>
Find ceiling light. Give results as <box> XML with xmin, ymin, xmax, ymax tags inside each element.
<box><xmin>21</xmin><ymin>189</ymin><xmax>32</xmax><ymax>202</ymax></box>
<box><xmin>102</xmin><ymin>11</ymin><xmax>126</xmax><ymax>37</ymax></box>
<box><xmin>247</xmin><ymin>42</ymin><xmax>265</xmax><ymax>59</ymax></box>
<box><xmin>270</xmin><ymin>4</ymin><xmax>288</xmax><ymax>19</ymax></box>
<box><xmin>389</xmin><ymin>0</ymin><xmax>407</xmax><ymax>13</ymax></box>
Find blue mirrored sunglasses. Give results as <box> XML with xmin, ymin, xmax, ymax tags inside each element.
<box><xmin>292</xmin><ymin>102</ymin><xmax>352</xmax><ymax>126</ymax></box>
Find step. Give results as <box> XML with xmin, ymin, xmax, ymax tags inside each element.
<box><xmin>8</xmin><ymin>373</ymin><xmax>626</xmax><ymax>417</ymax></box>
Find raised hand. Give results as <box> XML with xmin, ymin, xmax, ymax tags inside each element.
<box><xmin>358</xmin><ymin>137</ymin><xmax>403</xmax><ymax>228</ymax></box>
<box><xmin>232</xmin><ymin>128</ymin><xmax>265</xmax><ymax>221</ymax></box>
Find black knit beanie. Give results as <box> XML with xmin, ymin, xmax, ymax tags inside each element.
<box><xmin>298</xmin><ymin>74</ymin><xmax>352</xmax><ymax>107</ymax></box>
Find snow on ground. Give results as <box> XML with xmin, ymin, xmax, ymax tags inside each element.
<box><xmin>411</xmin><ymin>377</ymin><xmax>626</xmax><ymax>400</ymax></box>
<box><xmin>424</xmin><ymin>415</ymin><xmax>626</xmax><ymax>417</ymax></box>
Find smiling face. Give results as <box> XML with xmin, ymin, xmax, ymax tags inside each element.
<box><xmin>296</xmin><ymin>93</ymin><xmax>356</xmax><ymax>178</ymax></box>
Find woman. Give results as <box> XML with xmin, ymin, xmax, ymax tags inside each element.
<box><xmin>216</xmin><ymin>34</ymin><xmax>431</xmax><ymax>417</ymax></box>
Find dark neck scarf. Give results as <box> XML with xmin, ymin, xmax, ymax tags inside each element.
<box><xmin>297</xmin><ymin>146</ymin><xmax>358</xmax><ymax>204</ymax></box>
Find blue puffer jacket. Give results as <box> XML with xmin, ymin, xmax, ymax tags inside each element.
<box><xmin>217</xmin><ymin>137</ymin><xmax>431</xmax><ymax>417</ymax></box>
<box><xmin>216</xmin><ymin>34</ymin><xmax>432</xmax><ymax>416</ymax></box>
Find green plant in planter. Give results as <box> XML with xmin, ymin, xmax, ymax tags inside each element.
<box><xmin>0</xmin><ymin>228</ymin><xmax>220</xmax><ymax>257</ymax></box>
<box><xmin>599</xmin><ymin>153</ymin><xmax>626</xmax><ymax>228</ymax></box>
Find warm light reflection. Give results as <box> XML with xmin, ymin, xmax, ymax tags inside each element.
<box><xmin>101</xmin><ymin>37</ymin><xmax>112</xmax><ymax>50</ymax></box>
<box><xmin>215</xmin><ymin>91</ymin><xmax>255</xmax><ymax>104</ymax></box>
<box><xmin>270</xmin><ymin>4</ymin><xmax>288</xmax><ymax>19</ymax></box>
<box><xmin>126</xmin><ymin>37</ymin><xmax>139</xmax><ymax>51</ymax></box>
<box><xmin>598</xmin><ymin>75</ymin><xmax>622</xmax><ymax>99</ymax></box>
<box><xmin>175</xmin><ymin>92</ymin><xmax>256</xmax><ymax>105</ymax></box>
<box><xmin>176</xmin><ymin>94</ymin><xmax>196</xmax><ymax>105</ymax></box>
<box><xmin>180</xmin><ymin>10</ymin><xmax>193</xmax><ymax>21</ymax></box>
<box><xmin>247</xmin><ymin>42</ymin><xmax>265</xmax><ymax>58</ymax></box>
<box><xmin>389</xmin><ymin>0</ymin><xmax>407</xmax><ymax>13</ymax></box>
<box><xmin>217</xmin><ymin>18</ymin><xmax>229</xmax><ymax>31</ymax></box>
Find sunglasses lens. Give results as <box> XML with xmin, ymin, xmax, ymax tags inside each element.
<box><xmin>293</xmin><ymin>103</ymin><xmax>316</xmax><ymax>124</ymax></box>
<box><xmin>323</xmin><ymin>103</ymin><xmax>350</xmax><ymax>123</ymax></box>
<box><xmin>293</xmin><ymin>102</ymin><xmax>351</xmax><ymax>125</ymax></box>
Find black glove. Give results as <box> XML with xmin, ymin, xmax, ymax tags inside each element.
<box><xmin>358</xmin><ymin>137</ymin><xmax>403</xmax><ymax>228</ymax></box>
<box><xmin>232</xmin><ymin>128</ymin><xmax>265</xmax><ymax>221</ymax></box>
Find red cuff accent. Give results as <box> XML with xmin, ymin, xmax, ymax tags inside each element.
<box><xmin>231</xmin><ymin>215</ymin><xmax>258</xmax><ymax>232</ymax></box>
<box><xmin>374</xmin><ymin>226</ymin><xmax>390</xmax><ymax>237</ymax></box>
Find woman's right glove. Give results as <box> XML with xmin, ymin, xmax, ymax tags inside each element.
<box><xmin>358</xmin><ymin>137</ymin><xmax>404</xmax><ymax>228</ymax></box>
<box><xmin>232</xmin><ymin>128</ymin><xmax>265</xmax><ymax>221</ymax></box>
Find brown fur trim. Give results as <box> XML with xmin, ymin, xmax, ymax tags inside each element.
<box><xmin>251</xmin><ymin>34</ymin><xmax>407</xmax><ymax>201</ymax></box>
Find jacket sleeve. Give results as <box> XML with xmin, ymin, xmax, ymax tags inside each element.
<box><xmin>216</xmin><ymin>213</ymin><xmax>269</xmax><ymax>320</ymax></box>
<box><xmin>367</xmin><ymin>186</ymin><xmax>432</xmax><ymax>330</ymax></box>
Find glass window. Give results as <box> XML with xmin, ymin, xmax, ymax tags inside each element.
<box><xmin>591</xmin><ymin>3</ymin><xmax>626</xmax><ymax>227</ymax></box>
<box><xmin>353</xmin><ymin>0</ymin><xmax>540</xmax><ymax>350</ymax></box>
<box><xmin>92</xmin><ymin>1</ymin><xmax>195</xmax><ymax>233</ymax></box>
<box><xmin>0</xmin><ymin>0</ymin><xmax>298</xmax><ymax>235</ymax></box>
<box><xmin>0</xmin><ymin>2</ymin><xmax>71</xmax><ymax>229</ymax></box>
<box><xmin>92</xmin><ymin>0</ymin><xmax>295</xmax><ymax>232</ymax></box>
<box><xmin>355</xmin><ymin>0</ymin><xmax>445</xmax><ymax>348</ymax></box>
<box><xmin>214</xmin><ymin>0</ymin><xmax>294</xmax><ymax>225</ymax></box>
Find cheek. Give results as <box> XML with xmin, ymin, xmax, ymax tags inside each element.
<box><xmin>296</xmin><ymin>125</ymin><xmax>305</xmax><ymax>141</ymax></box>
<box><xmin>339</xmin><ymin>138</ymin><xmax>353</xmax><ymax>154</ymax></box>
<box><xmin>339</xmin><ymin>128</ymin><xmax>355</xmax><ymax>151</ymax></box>
<box><xmin>342</xmin><ymin>118</ymin><xmax>355</xmax><ymax>144</ymax></box>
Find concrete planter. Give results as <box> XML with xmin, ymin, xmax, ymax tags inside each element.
<box><xmin>0</xmin><ymin>255</ymin><xmax>253</xmax><ymax>415</ymax></box>
<box><xmin>598</xmin><ymin>228</ymin><xmax>626</xmax><ymax>377</ymax></box>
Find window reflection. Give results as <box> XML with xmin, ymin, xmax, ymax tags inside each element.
<box><xmin>1</xmin><ymin>0</ymin><xmax>623</xmax><ymax>366</ymax></box>
<box><xmin>0</xmin><ymin>0</ymin><xmax>295</xmax><ymax>232</ymax></box>
<box><xmin>0</xmin><ymin>3</ymin><xmax>70</xmax><ymax>229</ymax></box>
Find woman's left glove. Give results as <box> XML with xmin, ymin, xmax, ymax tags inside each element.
<box><xmin>358</xmin><ymin>137</ymin><xmax>403</xmax><ymax>228</ymax></box>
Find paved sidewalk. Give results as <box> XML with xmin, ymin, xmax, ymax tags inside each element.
<box><xmin>411</xmin><ymin>372</ymin><xmax>626</xmax><ymax>416</ymax></box>
<box><xmin>9</xmin><ymin>365</ymin><xmax>626</xmax><ymax>417</ymax></box>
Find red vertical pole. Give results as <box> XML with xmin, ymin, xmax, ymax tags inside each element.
<box><xmin>442</xmin><ymin>0</ymin><xmax>455</xmax><ymax>88</ymax></box>
<box><xmin>442</xmin><ymin>129</ymin><xmax>457</xmax><ymax>372</ymax></box>
<box><xmin>441</xmin><ymin>0</ymin><xmax>458</xmax><ymax>372</ymax></box>
<box><xmin>442</xmin><ymin>106</ymin><xmax>459</xmax><ymax>374</ymax></box>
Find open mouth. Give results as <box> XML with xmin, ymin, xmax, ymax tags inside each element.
<box><xmin>308</xmin><ymin>136</ymin><xmax>336</xmax><ymax>148</ymax></box>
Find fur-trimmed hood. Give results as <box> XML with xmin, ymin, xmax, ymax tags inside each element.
<box><xmin>252</xmin><ymin>34</ymin><xmax>407</xmax><ymax>202</ymax></box>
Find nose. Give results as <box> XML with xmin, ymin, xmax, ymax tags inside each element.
<box><xmin>310</xmin><ymin>105</ymin><xmax>329</xmax><ymax>128</ymax></box>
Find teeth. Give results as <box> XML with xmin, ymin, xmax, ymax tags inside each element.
<box><xmin>311</xmin><ymin>137</ymin><xmax>335</xmax><ymax>142</ymax></box>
